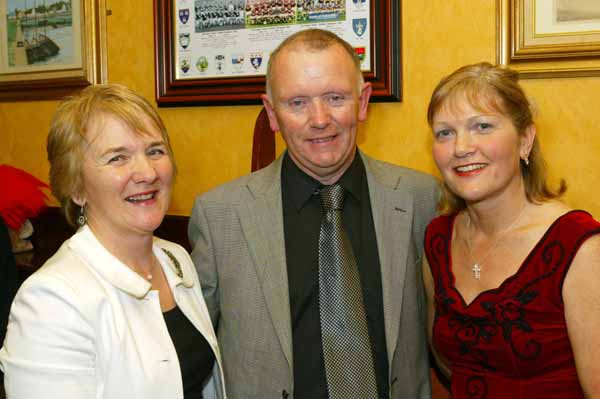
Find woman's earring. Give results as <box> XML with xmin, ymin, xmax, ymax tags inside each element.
<box><xmin>77</xmin><ymin>205</ymin><xmax>87</xmax><ymax>226</ymax></box>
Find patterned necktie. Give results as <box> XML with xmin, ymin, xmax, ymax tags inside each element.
<box><xmin>318</xmin><ymin>184</ymin><xmax>379</xmax><ymax>399</ymax></box>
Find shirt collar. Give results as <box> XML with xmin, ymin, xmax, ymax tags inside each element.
<box><xmin>155</xmin><ymin>241</ymin><xmax>194</xmax><ymax>289</ymax></box>
<box><xmin>69</xmin><ymin>225</ymin><xmax>193</xmax><ymax>299</ymax></box>
<box><xmin>336</xmin><ymin>152</ymin><xmax>363</xmax><ymax>202</ymax></box>
<box><xmin>282</xmin><ymin>151</ymin><xmax>364</xmax><ymax>212</ymax></box>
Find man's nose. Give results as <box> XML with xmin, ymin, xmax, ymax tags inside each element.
<box><xmin>309</xmin><ymin>99</ymin><xmax>331</xmax><ymax>129</ymax></box>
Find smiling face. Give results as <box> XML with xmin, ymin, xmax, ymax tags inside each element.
<box><xmin>431</xmin><ymin>95</ymin><xmax>534</xmax><ymax>206</ymax></box>
<box><xmin>75</xmin><ymin>115</ymin><xmax>174</xmax><ymax>243</ymax></box>
<box><xmin>262</xmin><ymin>43</ymin><xmax>371</xmax><ymax>185</ymax></box>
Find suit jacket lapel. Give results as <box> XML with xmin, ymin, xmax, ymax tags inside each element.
<box><xmin>362</xmin><ymin>153</ymin><xmax>414</xmax><ymax>363</ymax></box>
<box><xmin>236</xmin><ymin>156</ymin><xmax>294</xmax><ymax>370</ymax></box>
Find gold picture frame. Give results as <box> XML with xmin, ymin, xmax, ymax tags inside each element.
<box><xmin>497</xmin><ymin>0</ymin><xmax>600</xmax><ymax>78</ymax></box>
<box><xmin>0</xmin><ymin>0</ymin><xmax>107</xmax><ymax>101</ymax></box>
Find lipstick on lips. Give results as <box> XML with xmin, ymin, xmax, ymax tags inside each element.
<box><xmin>454</xmin><ymin>163</ymin><xmax>486</xmax><ymax>177</ymax></box>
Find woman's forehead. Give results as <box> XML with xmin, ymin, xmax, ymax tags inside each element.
<box><xmin>437</xmin><ymin>87</ymin><xmax>505</xmax><ymax>118</ymax></box>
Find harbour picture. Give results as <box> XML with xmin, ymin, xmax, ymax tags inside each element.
<box><xmin>5</xmin><ymin>0</ymin><xmax>73</xmax><ymax>68</ymax></box>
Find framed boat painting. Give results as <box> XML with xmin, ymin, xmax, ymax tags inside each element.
<box><xmin>0</xmin><ymin>0</ymin><xmax>107</xmax><ymax>101</ymax></box>
<box><xmin>497</xmin><ymin>0</ymin><xmax>600</xmax><ymax>78</ymax></box>
<box><xmin>154</xmin><ymin>0</ymin><xmax>401</xmax><ymax>106</ymax></box>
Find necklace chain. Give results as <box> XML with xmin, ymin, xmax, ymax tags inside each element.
<box><xmin>465</xmin><ymin>202</ymin><xmax>527</xmax><ymax>280</ymax></box>
<box><xmin>137</xmin><ymin>256</ymin><xmax>157</xmax><ymax>282</ymax></box>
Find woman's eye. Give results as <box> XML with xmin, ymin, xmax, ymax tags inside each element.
<box><xmin>434</xmin><ymin>129</ymin><xmax>453</xmax><ymax>140</ymax></box>
<box><xmin>108</xmin><ymin>155</ymin><xmax>125</xmax><ymax>164</ymax></box>
<box><xmin>476</xmin><ymin>122</ymin><xmax>493</xmax><ymax>131</ymax></box>
<box><xmin>148</xmin><ymin>148</ymin><xmax>166</xmax><ymax>157</ymax></box>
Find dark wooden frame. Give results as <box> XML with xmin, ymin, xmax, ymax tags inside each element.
<box><xmin>154</xmin><ymin>0</ymin><xmax>401</xmax><ymax>106</ymax></box>
<box><xmin>0</xmin><ymin>0</ymin><xmax>107</xmax><ymax>101</ymax></box>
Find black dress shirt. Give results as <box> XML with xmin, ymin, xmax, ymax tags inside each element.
<box><xmin>281</xmin><ymin>152</ymin><xmax>389</xmax><ymax>398</ymax></box>
<box><xmin>163</xmin><ymin>306</ymin><xmax>215</xmax><ymax>399</ymax></box>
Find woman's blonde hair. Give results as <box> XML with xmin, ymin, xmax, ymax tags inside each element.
<box><xmin>427</xmin><ymin>62</ymin><xmax>565</xmax><ymax>214</ymax></box>
<box><xmin>47</xmin><ymin>84</ymin><xmax>175</xmax><ymax>226</ymax></box>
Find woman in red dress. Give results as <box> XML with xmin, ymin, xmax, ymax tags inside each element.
<box><xmin>423</xmin><ymin>62</ymin><xmax>600</xmax><ymax>398</ymax></box>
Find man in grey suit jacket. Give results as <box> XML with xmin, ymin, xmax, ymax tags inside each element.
<box><xmin>189</xmin><ymin>29</ymin><xmax>439</xmax><ymax>398</ymax></box>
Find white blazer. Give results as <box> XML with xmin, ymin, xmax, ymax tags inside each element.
<box><xmin>0</xmin><ymin>225</ymin><xmax>226</xmax><ymax>399</ymax></box>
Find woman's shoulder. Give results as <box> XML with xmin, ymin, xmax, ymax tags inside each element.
<box><xmin>17</xmin><ymin>236</ymin><xmax>114</xmax><ymax>317</ymax></box>
<box><xmin>10</xmin><ymin>242</ymin><xmax>101</xmax><ymax>333</ymax></box>
<box><xmin>535</xmin><ymin>201</ymin><xmax>600</xmax><ymax>233</ymax></box>
<box><xmin>537</xmin><ymin>201</ymin><xmax>600</xmax><ymax>282</ymax></box>
<box><xmin>427</xmin><ymin>213</ymin><xmax>455</xmax><ymax>231</ymax></box>
<box><xmin>25</xmin><ymin>238</ymin><xmax>97</xmax><ymax>291</ymax></box>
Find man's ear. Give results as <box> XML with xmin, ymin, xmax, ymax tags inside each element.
<box><xmin>358</xmin><ymin>82</ymin><xmax>372</xmax><ymax>122</ymax></box>
<box><xmin>261</xmin><ymin>94</ymin><xmax>280</xmax><ymax>133</ymax></box>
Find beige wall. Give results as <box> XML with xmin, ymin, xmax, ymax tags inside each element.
<box><xmin>1</xmin><ymin>1</ymin><xmax>599</xmax><ymax>217</ymax></box>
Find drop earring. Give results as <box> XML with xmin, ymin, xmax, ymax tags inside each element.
<box><xmin>77</xmin><ymin>205</ymin><xmax>87</xmax><ymax>226</ymax></box>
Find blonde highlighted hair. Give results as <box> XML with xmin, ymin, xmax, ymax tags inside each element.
<box><xmin>427</xmin><ymin>62</ymin><xmax>565</xmax><ymax>214</ymax></box>
<box><xmin>47</xmin><ymin>84</ymin><xmax>175</xmax><ymax>226</ymax></box>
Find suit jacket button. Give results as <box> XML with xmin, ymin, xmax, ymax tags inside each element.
<box><xmin>282</xmin><ymin>389</ymin><xmax>289</xmax><ymax>398</ymax></box>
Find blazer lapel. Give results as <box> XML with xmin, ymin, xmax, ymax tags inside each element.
<box><xmin>362</xmin><ymin>153</ymin><xmax>414</xmax><ymax>363</ymax></box>
<box><xmin>236</xmin><ymin>157</ymin><xmax>294</xmax><ymax>370</ymax></box>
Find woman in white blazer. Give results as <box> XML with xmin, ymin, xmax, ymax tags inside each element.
<box><xmin>0</xmin><ymin>84</ymin><xmax>226</xmax><ymax>399</ymax></box>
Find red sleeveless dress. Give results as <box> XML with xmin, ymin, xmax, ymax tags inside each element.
<box><xmin>424</xmin><ymin>210</ymin><xmax>600</xmax><ymax>399</ymax></box>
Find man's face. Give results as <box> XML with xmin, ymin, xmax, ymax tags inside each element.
<box><xmin>263</xmin><ymin>44</ymin><xmax>371</xmax><ymax>185</ymax></box>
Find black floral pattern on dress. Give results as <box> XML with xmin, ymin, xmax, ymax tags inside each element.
<box><xmin>425</xmin><ymin>211</ymin><xmax>600</xmax><ymax>398</ymax></box>
<box><xmin>482</xmin><ymin>290</ymin><xmax>541</xmax><ymax>360</ymax></box>
<box><xmin>465</xmin><ymin>375</ymin><xmax>488</xmax><ymax>399</ymax></box>
<box><xmin>428</xmin><ymin>232</ymin><xmax>456</xmax><ymax>317</ymax></box>
<box><xmin>448</xmin><ymin>314</ymin><xmax>498</xmax><ymax>371</ymax></box>
<box><xmin>437</xmin><ymin>240</ymin><xmax>568</xmax><ymax>369</ymax></box>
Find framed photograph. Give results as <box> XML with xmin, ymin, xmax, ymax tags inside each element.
<box><xmin>497</xmin><ymin>0</ymin><xmax>600</xmax><ymax>78</ymax></box>
<box><xmin>0</xmin><ymin>0</ymin><xmax>107</xmax><ymax>101</ymax></box>
<box><xmin>154</xmin><ymin>0</ymin><xmax>401</xmax><ymax>106</ymax></box>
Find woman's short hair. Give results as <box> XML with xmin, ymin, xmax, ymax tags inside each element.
<box><xmin>47</xmin><ymin>83</ymin><xmax>175</xmax><ymax>227</ymax></box>
<box><xmin>427</xmin><ymin>62</ymin><xmax>565</xmax><ymax>214</ymax></box>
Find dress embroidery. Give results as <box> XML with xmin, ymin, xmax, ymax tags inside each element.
<box><xmin>425</xmin><ymin>210</ymin><xmax>600</xmax><ymax>399</ymax></box>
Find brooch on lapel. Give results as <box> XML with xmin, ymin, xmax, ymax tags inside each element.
<box><xmin>161</xmin><ymin>248</ymin><xmax>183</xmax><ymax>278</ymax></box>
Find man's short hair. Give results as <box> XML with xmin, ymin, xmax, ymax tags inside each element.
<box><xmin>265</xmin><ymin>28</ymin><xmax>363</xmax><ymax>100</ymax></box>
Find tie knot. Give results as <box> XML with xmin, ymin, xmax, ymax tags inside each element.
<box><xmin>319</xmin><ymin>184</ymin><xmax>345</xmax><ymax>211</ymax></box>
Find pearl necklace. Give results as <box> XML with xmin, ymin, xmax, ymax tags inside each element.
<box><xmin>137</xmin><ymin>256</ymin><xmax>157</xmax><ymax>282</ymax></box>
<box><xmin>465</xmin><ymin>202</ymin><xmax>527</xmax><ymax>280</ymax></box>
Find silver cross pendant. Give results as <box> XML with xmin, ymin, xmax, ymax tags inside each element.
<box><xmin>472</xmin><ymin>264</ymin><xmax>481</xmax><ymax>280</ymax></box>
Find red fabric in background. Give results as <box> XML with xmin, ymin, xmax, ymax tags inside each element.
<box><xmin>251</xmin><ymin>107</ymin><xmax>276</xmax><ymax>172</ymax></box>
<box><xmin>0</xmin><ymin>165</ymin><xmax>48</xmax><ymax>230</ymax></box>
